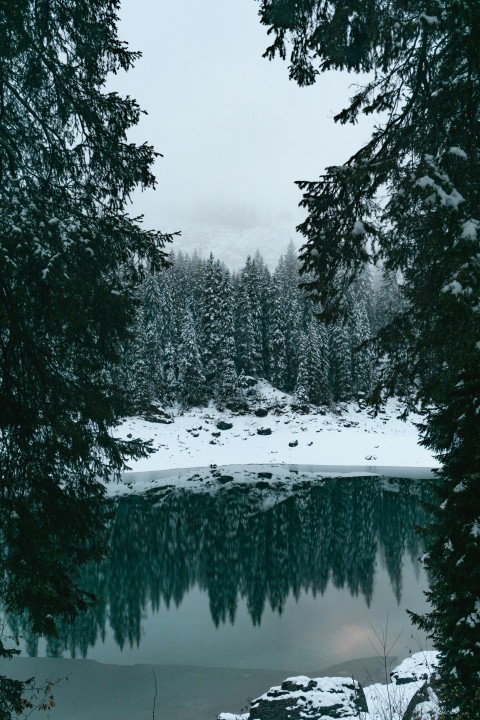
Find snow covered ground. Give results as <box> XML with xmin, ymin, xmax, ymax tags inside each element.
<box><xmin>110</xmin><ymin>382</ymin><xmax>438</xmax><ymax>494</ymax></box>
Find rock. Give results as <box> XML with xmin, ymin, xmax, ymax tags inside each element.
<box><xmin>254</xmin><ymin>408</ymin><xmax>268</xmax><ymax>418</ymax></box>
<box><xmin>217</xmin><ymin>420</ymin><xmax>233</xmax><ymax>430</ymax></box>
<box><xmin>289</xmin><ymin>440</ymin><xmax>298</xmax><ymax>447</ymax></box>
<box><xmin>147</xmin><ymin>404</ymin><xmax>171</xmax><ymax>419</ymax></box>
<box><xmin>291</xmin><ymin>403</ymin><xmax>311</xmax><ymax>414</ymax></box>
<box><xmin>209</xmin><ymin>440</ymin><xmax>216</xmax><ymax>445</ymax></box>
<box><xmin>126</xmin><ymin>433</ymin><xmax>132</xmax><ymax>438</ymax></box>
<box><xmin>218</xmin><ymin>475</ymin><xmax>234</xmax><ymax>484</ymax></box>
<box><xmin>257</xmin><ymin>427</ymin><xmax>272</xmax><ymax>436</ymax></box>
<box><xmin>390</xmin><ymin>652</ymin><xmax>438</xmax><ymax>686</ymax></box>
<box><xmin>402</xmin><ymin>682</ymin><xmax>434</xmax><ymax>720</ymax></box>
<box><xmin>258</xmin><ymin>472</ymin><xmax>273</xmax><ymax>479</ymax></box>
<box><xmin>212</xmin><ymin>431</ymin><xmax>221</xmax><ymax>437</ymax></box>
<box><xmin>248</xmin><ymin>675</ymin><xmax>368</xmax><ymax>720</ymax></box>
<box><xmin>256</xmin><ymin>481</ymin><xmax>269</xmax><ymax>489</ymax></box>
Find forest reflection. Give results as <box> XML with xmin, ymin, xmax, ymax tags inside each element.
<box><xmin>10</xmin><ymin>475</ymin><xmax>432</xmax><ymax>659</ymax></box>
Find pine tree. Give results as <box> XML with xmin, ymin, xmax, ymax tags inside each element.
<box><xmin>269</xmin><ymin>280</ymin><xmax>288</xmax><ymax>391</ymax></box>
<box><xmin>258</xmin><ymin>1</ymin><xmax>480</xmax><ymax>710</ymax></box>
<box><xmin>331</xmin><ymin>323</ymin><xmax>352</xmax><ymax>401</ymax></box>
<box><xmin>177</xmin><ymin>309</ymin><xmax>206</xmax><ymax>408</ymax></box>
<box><xmin>277</xmin><ymin>245</ymin><xmax>303</xmax><ymax>390</ymax></box>
<box><xmin>201</xmin><ymin>255</ymin><xmax>238</xmax><ymax>402</ymax></box>
<box><xmin>294</xmin><ymin>320</ymin><xmax>330</xmax><ymax>405</ymax></box>
<box><xmin>214</xmin><ymin>270</ymin><xmax>239</xmax><ymax>404</ymax></box>
<box><xmin>236</xmin><ymin>274</ymin><xmax>261</xmax><ymax>376</ymax></box>
<box><xmin>350</xmin><ymin>298</ymin><xmax>374</xmax><ymax>398</ymax></box>
<box><xmin>0</xmin><ymin>2</ymin><xmax>172</xmax><ymax>712</ymax></box>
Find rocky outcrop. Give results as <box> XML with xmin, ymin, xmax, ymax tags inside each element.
<box><xmin>221</xmin><ymin>676</ymin><xmax>367</xmax><ymax>720</ymax></box>
<box><xmin>218</xmin><ymin>652</ymin><xmax>440</xmax><ymax>720</ymax></box>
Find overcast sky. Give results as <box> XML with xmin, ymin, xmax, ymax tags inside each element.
<box><xmin>111</xmin><ymin>0</ymin><xmax>374</xmax><ymax>246</ymax></box>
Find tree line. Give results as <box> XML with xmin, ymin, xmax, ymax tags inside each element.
<box><xmin>125</xmin><ymin>243</ymin><xmax>402</xmax><ymax>412</ymax></box>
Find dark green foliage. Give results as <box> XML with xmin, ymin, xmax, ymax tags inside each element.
<box><xmin>294</xmin><ymin>320</ymin><xmax>330</xmax><ymax>404</ymax></box>
<box><xmin>0</xmin><ymin>0</ymin><xmax>170</xmax><ymax>712</ymax></box>
<box><xmin>177</xmin><ymin>308</ymin><xmax>206</xmax><ymax>407</ymax></box>
<box><xmin>257</xmin><ymin>0</ymin><xmax>480</xmax><ymax>710</ymax></box>
<box><xmin>128</xmin><ymin>245</ymin><xmax>378</xmax><ymax>408</ymax></box>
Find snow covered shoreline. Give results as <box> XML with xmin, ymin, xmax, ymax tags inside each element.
<box><xmin>110</xmin><ymin>385</ymin><xmax>438</xmax><ymax>494</ymax></box>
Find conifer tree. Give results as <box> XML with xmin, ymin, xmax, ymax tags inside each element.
<box><xmin>201</xmin><ymin>255</ymin><xmax>238</xmax><ymax>402</ymax></box>
<box><xmin>269</xmin><ymin>280</ymin><xmax>289</xmax><ymax>391</ymax></box>
<box><xmin>214</xmin><ymin>270</ymin><xmax>239</xmax><ymax>404</ymax></box>
<box><xmin>0</xmin><ymin>0</ymin><xmax>171</xmax><ymax>663</ymax></box>
<box><xmin>177</xmin><ymin>309</ymin><xmax>206</xmax><ymax>408</ymax></box>
<box><xmin>294</xmin><ymin>320</ymin><xmax>330</xmax><ymax>405</ymax></box>
<box><xmin>350</xmin><ymin>298</ymin><xmax>374</xmax><ymax>397</ymax></box>
<box><xmin>236</xmin><ymin>274</ymin><xmax>262</xmax><ymax>376</ymax></box>
<box><xmin>0</xmin><ymin>1</ymin><xmax>173</xmax><ymax>712</ymax></box>
<box><xmin>331</xmin><ymin>323</ymin><xmax>352</xmax><ymax>401</ymax></box>
<box><xmin>257</xmin><ymin>0</ymin><xmax>480</xmax><ymax>709</ymax></box>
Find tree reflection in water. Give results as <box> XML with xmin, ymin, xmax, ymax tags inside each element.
<box><xmin>9</xmin><ymin>475</ymin><xmax>432</xmax><ymax>658</ymax></box>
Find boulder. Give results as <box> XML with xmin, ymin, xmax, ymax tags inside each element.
<box><xmin>144</xmin><ymin>415</ymin><xmax>173</xmax><ymax>424</ymax></box>
<box><xmin>257</xmin><ymin>427</ymin><xmax>272</xmax><ymax>436</ymax></box>
<box><xmin>390</xmin><ymin>652</ymin><xmax>438</xmax><ymax>686</ymax></box>
<box><xmin>256</xmin><ymin>481</ymin><xmax>269</xmax><ymax>489</ymax></box>
<box><xmin>247</xmin><ymin>675</ymin><xmax>368</xmax><ymax>720</ymax></box>
<box><xmin>217</xmin><ymin>420</ymin><xmax>233</xmax><ymax>430</ymax></box>
<box><xmin>254</xmin><ymin>408</ymin><xmax>269</xmax><ymax>418</ymax></box>
<box><xmin>289</xmin><ymin>440</ymin><xmax>298</xmax><ymax>447</ymax></box>
<box><xmin>402</xmin><ymin>682</ymin><xmax>437</xmax><ymax>720</ymax></box>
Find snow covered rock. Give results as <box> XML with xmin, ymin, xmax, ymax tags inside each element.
<box><xmin>390</xmin><ymin>652</ymin><xmax>438</xmax><ymax>686</ymax></box>
<box><xmin>403</xmin><ymin>683</ymin><xmax>439</xmax><ymax>720</ymax></box>
<box><xmin>218</xmin><ymin>653</ymin><xmax>440</xmax><ymax>720</ymax></box>
<box><xmin>217</xmin><ymin>420</ymin><xmax>234</xmax><ymax>430</ymax></box>
<box><xmin>246</xmin><ymin>676</ymin><xmax>367</xmax><ymax>720</ymax></box>
<box><xmin>257</xmin><ymin>427</ymin><xmax>272</xmax><ymax>435</ymax></box>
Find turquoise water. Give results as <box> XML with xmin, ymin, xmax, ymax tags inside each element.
<box><xmin>12</xmin><ymin>471</ymin><xmax>433</xmax><ymax>673</ymax></box>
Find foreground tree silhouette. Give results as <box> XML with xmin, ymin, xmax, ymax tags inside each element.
<box><xmin>257</xmin><ymin>0</ymin><xmax>480</xmax><ymax>714</ymax></box>
<box><xmin>0</xmin><ymin>1</ymin><xmax>170</xmax><ymax>713</ymax></box>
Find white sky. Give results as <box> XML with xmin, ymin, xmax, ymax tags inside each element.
<box><xmin>111</xmin><ymin>0</ymin><xmax>374</xmax><ymax>248</ymax></box>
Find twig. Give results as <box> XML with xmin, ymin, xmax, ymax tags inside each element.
<box><xmin>152</xmin><ymin>670</ymin><xmax>158</xmax><ymax>720</ymax></box>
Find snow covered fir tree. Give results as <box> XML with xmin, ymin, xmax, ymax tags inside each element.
<box><xmin>125</xmin><ymin>242</ymin><xmax>396</xmax><ymax>413</ymax></box>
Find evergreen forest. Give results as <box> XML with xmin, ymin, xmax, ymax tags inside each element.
<box><xmin>126</xmin><ymin>243</ymin><xmax>402</xmax><ymax>412</ymax></box>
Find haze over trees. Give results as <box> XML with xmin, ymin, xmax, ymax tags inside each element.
<box><xmin>256</xmin><ymin>0</ymin><xmax>480</xmax><ymax>713</ymax></box>
<box><xmin>0</xmin><ymin>1</ymin><xmax>170</xmax><ymax>714</ymax></box>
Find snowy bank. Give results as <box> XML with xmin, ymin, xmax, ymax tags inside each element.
<box><xmin>110</xmin><ymin>385</ymin><xmax>437</xmax><ymax>494</ymax></box>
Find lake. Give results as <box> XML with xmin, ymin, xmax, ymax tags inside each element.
<box><xmin>2</xmin><ymin>467</ymin><xmax>435</xmax><ymax>719</ymax></box>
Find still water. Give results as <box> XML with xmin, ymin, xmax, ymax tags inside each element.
<box><xmin>11</xmin><ymin>469</ymin><xmax>433</xmax><ymax>674</ymax></box>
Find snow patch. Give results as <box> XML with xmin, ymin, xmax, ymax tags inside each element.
<box><xmin>352</xmin><ymin>219</ymin><xmax>366</xmax><ymax>236</ymax></box>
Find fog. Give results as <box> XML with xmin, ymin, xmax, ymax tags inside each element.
<box><xmin>110</xmin><ymin>0</ymin><xmax>375</xmax><ymax>254</ymax></box>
